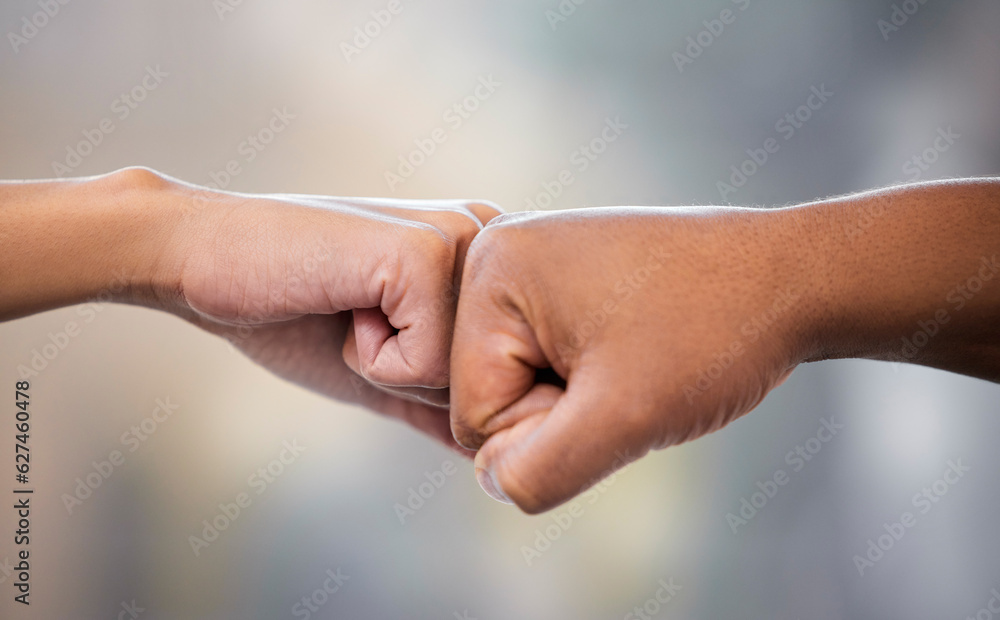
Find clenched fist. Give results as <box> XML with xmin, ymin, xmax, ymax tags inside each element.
<box><xmin>451</xmin><ymin>179</ymin><xmax>1000</xmax><ymax>512</ymax></box>
<box><xmin>165</xmin><ymin>176</ymin><xmax>502</xmax><ymax>452</ymax></box>
<box><xmin>450</xmin><ymin>207</ymin><xmax>809</xmax><ymax>511</ymax></box>
<box><xmin>0</xmin><ymin>167</ymin><xmax>502</xmax><ymax>454</ymax></box>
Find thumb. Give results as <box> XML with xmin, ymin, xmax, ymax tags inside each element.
<box><xmin>469</xmin><ymin>366</ymin><xmax>645</xmax><ymax>514</ymax></box>
<box><xmin>451</xmin><ymin>263</ymin><xmax>645</xmax><ymax>513</ymax></box>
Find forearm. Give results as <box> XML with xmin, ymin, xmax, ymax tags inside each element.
<box><xmin>0</xmin><ymin>168</ymin><xmax>185</xmax><ymax>321</ymax></box>
<box><xmin>784</xmin><ymin>178</ymin><xmax>1000</xmax><ymax>380</ymax></box>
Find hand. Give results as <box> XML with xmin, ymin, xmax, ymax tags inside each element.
<box><xmin>148</xmin><ymin>172</ymin><xmax>502</xmax><ymax>454</ymax></box>
<box><xmin>450</xmin><ymin>207</ymin><xmax>811</xmax><ymax>510</ymax></box>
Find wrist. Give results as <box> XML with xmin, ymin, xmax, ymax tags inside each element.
<box><xmin>767</xmin><ymin>203</ymin><xmax>848</xmax><ymax>365</ymax></box>
<box><xmin>736</xmin><ymin>206</ymin><xmax>832</xmax><ymax>368</ymax></box>
<box><xmin>84</xmin><ymin>167</ymin><xmax>192</xmax><ymax>314</ymax></box>
<box><xmin>0</xmin><ymin>167</ymin><xmax>188</xmax><ymax>320</ymax></box>
<box><xmin>767</xmin><ymin>195</ymin><xmax>899</xmax><ymax>365</ymax></box>
<box><xmin>776</xmin><ymin>181</ymin><xmax>1000</xmax><ymax>371</ymax></box>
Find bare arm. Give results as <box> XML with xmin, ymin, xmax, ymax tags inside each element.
<box><xmin>0</xmin><ymin>169</ymin><xmax>182</xmax><ymax>321</ymax></box>
<box><xmin>793</xmin><ymin>178</ymin><xmax>1000</xmax><ymax>380</ymax></box>
<box><xmin>0</xmin><ymin>167</ymin><xmax>501</xmax><ymax>455</ymax></box>
<box><xmin>450</xmin><ymin>178</ymin><xmax>1000</xmax><ymax>512</ymax></box>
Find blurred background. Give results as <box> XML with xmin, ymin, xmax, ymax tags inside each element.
<box><xmin>1</xmin><ymin>0</ymin><xmax>999</xmax><ymax>618</ymax></box>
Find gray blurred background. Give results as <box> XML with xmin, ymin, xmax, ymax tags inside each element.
<box><xmin>1</xmin><ymin>1</ymin><xmax>999</xmax><ymax>618</ymax></box>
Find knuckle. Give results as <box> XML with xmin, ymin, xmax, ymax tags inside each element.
<box><xmin>465</xmin><ymin>199</ymin><xmax>504</xmax><ymax>221</ymax></box>
<box><xmin>485</xmin><ymin>210</ymin><xmax>534</xmax><ymax>229</ymax></box>
<box><xmin>460</xmin><ymin>234</ymin><xmax>497</xmax><ymax>286</ymax></box>
<box><xmin>426</xmin><ymin>207</ymin><xmax>483</xmax><ymax>239</ymax></box>
<box><xmin>411</xmin><ymin>223</ymin><xmax>458</xmax><ymax>266</ymax></box>
<box><xmin>462</xmin><ymin>222</ymin><xmax>520</xmax><ymax>284</ymax></box>
<box><xmin>466</xmin><ymin>198</ymin><xmax>503</xmax><ymax>213</ymax></box>
<box><xmin>466</xmin><ymin>219</ymin><xmax>507</xmax><ymax>254</ymax></box>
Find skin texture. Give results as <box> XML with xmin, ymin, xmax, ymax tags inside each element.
<box><xmin>3</xmin><ymin>170</ymin><xmax>998</xmax><ymax>512</ymax></box>
<box><xmin>0</xmin><ymin>167</ymin><xmax>501</xmax><ymax>455</ymax></box>
<box><xmin>451</xmin><ymin>179</ymin><xmax>1000</xmax><ymax>513</ymax></box>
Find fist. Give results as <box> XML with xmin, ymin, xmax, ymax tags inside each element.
<box><xmin>450</xmin><ymin>207</ymin><xmax>813</xmax><ymax>512</ymax></box>
<box><xmin>144</xmin><ymin>168</ymin><xmax>502</xmax><ymax>451</ymax></box>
